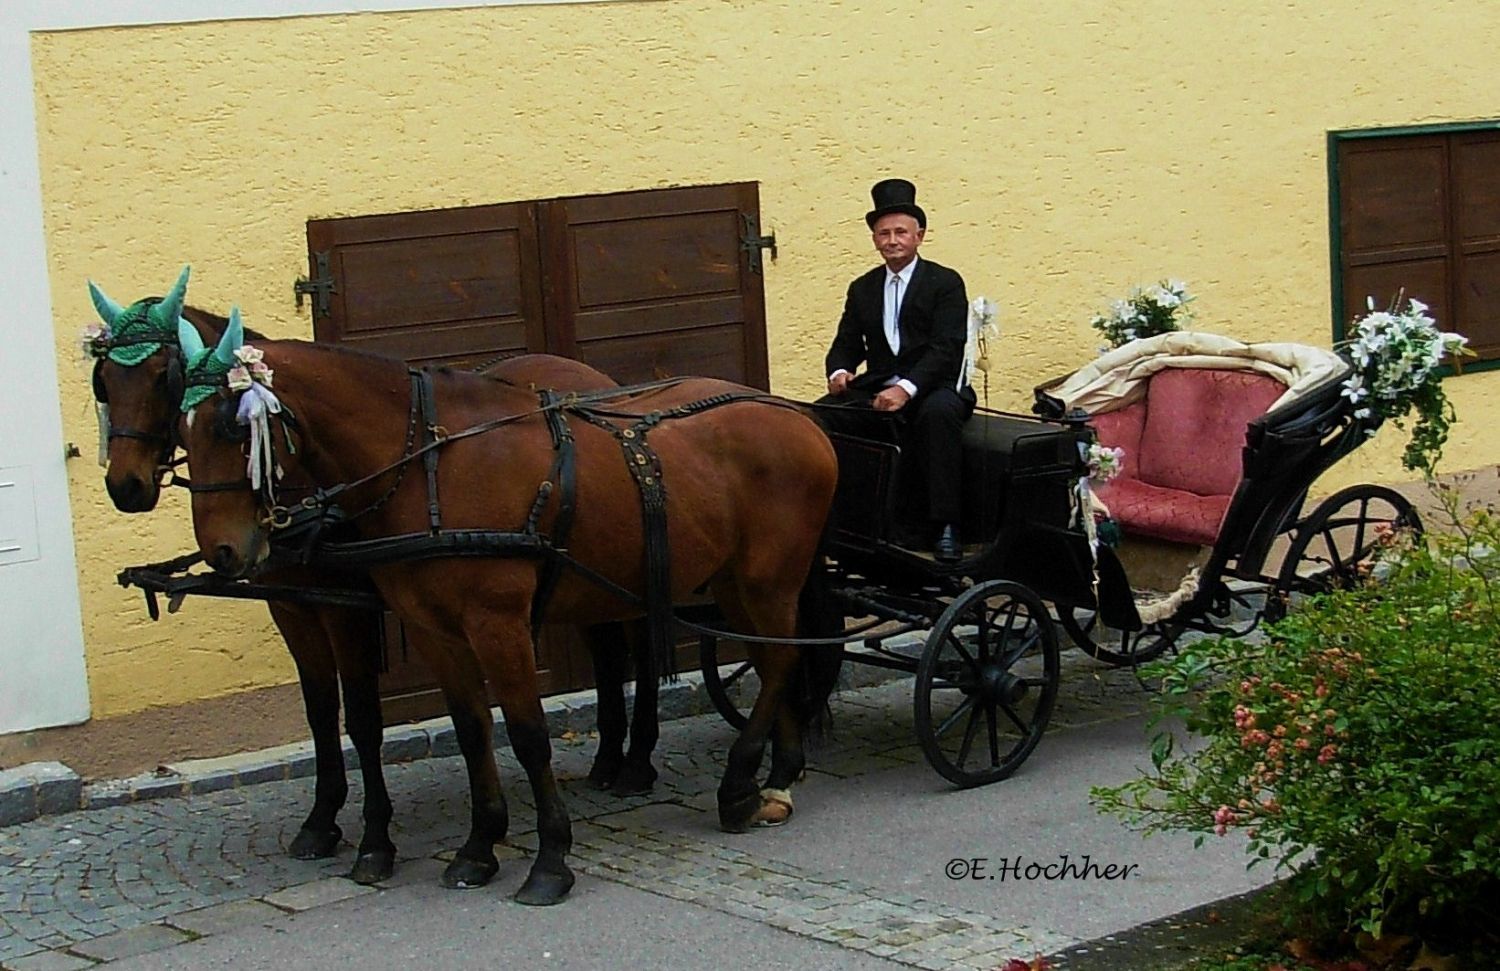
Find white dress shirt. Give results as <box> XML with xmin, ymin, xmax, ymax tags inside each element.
<box><xmin>830</xmin><ymin>256</ymin><xmax>920</xmax><ymax>398</ymax></box>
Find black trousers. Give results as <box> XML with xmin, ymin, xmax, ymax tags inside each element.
<box><xmin>815</xmin><ymin>384</ymin><xmax>976</xmax><ymax>527</ymax></box>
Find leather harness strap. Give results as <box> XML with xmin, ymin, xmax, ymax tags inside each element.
<box><xmin>258</xmin><ymin>377</ymin><xmax>768</xmax><ymax>679</ymax></box>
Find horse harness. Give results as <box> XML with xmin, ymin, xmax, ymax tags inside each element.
<box><xmin>259</xmin><ymin>369</ymin><xmax>765</xmax><ymax>677</ymax></box>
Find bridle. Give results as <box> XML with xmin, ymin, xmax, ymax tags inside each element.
<box><xmin>92</xmin><ymin>331</ymin><xmax>187</xmax><ymax>480</ymax></box>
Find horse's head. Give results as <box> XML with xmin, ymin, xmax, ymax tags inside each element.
<box><xmin>85</xmin><ymin>267</ymin><xmax>191</xmax><ymax>512</ymax></box>
<box><xmin>177</xmin><ymin>309</ymin><xmax>287</xmax><ymax>578</ymax></box>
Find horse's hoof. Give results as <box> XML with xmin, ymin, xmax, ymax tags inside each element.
<box><xmin>513</xmin><ymin>865</ymin><xmax>575</xmax><ymax>906</ymax></box>
<box><xmin>348</xmin><ymin>847</ymin><xmax>396</xmax><ymax>885</ymax></box>
<box><xmin>288</xmin><ymin>824</ymin><xmax>343</xmax><ymax>860</ymax></box>
<box><xmin>751</xmin><ymin>788</ymin><xmax>794</xmax><ymax>828</ymax></box>
<box><xmin>717</xmin><ymin>789</ymin><xmax>762</xmax><ymax>834</ymax></box>
<box><xmin>441</xmin><ymin>853</ymin><xmax>499</xmax><ymax>889</ymax></box>
<box><xmin>586</xmin><ymin>759</ymin><xmax>620</xmax><ymax>791</ymax></box>
<box><xmin>610</xmin><ymin>762</ymin><xmax>658</xmax><ymax>797</ymax></box>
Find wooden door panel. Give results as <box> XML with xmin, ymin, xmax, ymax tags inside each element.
<box><xmin>1456</xmin><ymin>250</ymin><xmax>1500</xmax><ymax>357</ymax></box>
<box><xmin>1454</xmin><ymin>134</ymin><xmax>1500</xmax><ymax>243</ymax></box>
<box><xmin>309</xmin><ymin>203</ymin><xmax>546</xmax><ymax>368</ymax></box>
<box><xmin>1340</xmin><ymin>138</ymin><xmax>1448</xmax><ymax>258</ymax></box>
<box><xmin>577</xmin><ymin>325</ymin><xmax>753</xmax><ymax>385</ymax></box>
<box><xmin>572</xmin><ymin>211</ymin><xmax>740</xmax><ymax>306</ymax></box>
<box><xmin>1344</xmin><ymin>258</ymin><xmax>1451</xmax><ymax>327</ymax></box>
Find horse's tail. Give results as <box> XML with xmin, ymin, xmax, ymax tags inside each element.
<box><xmin>787</xmin><ymin>554</ymin><xmax>844</xmax><ymax>740</ymax></box>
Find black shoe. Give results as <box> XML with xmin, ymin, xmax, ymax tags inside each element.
<box><xmin>934</xmin><ymin>524</ymin><xmax>962</xmax><ymax>563</ymax></box>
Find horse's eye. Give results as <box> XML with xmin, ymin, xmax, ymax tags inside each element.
<box><xmin>213</xmin><ymin>397</ymin><xmax>249</xmax><ymax>444</ymax></box>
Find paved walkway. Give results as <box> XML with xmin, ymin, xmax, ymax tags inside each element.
<box><xmin>0</xmin><ymin>655</ymin><xmax>1271</xmax><ymax>970</ymax></box>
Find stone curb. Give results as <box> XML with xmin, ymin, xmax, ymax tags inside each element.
<box><xmin>1</xmin><ymin>662</ymin><xmax>904</xmax><ymax>828</ymax></box>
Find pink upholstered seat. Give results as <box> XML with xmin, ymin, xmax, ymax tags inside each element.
<box><xmin>1091</xmin><ymin>368</ymin><xmax>1286</xmax><ymax>546</ymax></box>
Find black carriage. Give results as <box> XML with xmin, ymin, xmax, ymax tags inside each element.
<box><xmin>699</xmin><ymin>337</ymin><xmax>1420</xmax><ymax>787</ymax></box>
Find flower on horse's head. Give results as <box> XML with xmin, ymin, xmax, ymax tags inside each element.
<box><xmin>80</xmin><ymin>323</ymin><xmax>113</xmax><ymax>360</ymax></box>
<box><xmin>179</xmin><ymin>304</ymin><xmax>254</xmax><ymax>412</ymax></box>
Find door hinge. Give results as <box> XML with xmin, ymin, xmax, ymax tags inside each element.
<box><xmin>293</xmin><ymin>251</ymin><xmax>336</xmax><ymax>319</ymax></box>
<box><xmin>740</xmin><ymin>214</ymin><xmax>778</xmax><ymax>274</ymax></box>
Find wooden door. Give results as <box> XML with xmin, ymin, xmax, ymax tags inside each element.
<box><xmin>540</xmin><ymin>182</ymin><xmax>771</xmax><ymax>388</ymax></box>
<box><xmin>305</xmin><ymin>183</ymin><xmax>770</xmax><ymax>722</ymax></box>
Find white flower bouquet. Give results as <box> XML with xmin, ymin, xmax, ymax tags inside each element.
<box><xmin>1091</xmin><ymin>280</ymin><xmax>1193</xmax><ymax>350</ymax></box>
<box><xmin>1340</xmin><ymin>294</ymin><xmax>1470</xmax><ymax>474</ymax></box>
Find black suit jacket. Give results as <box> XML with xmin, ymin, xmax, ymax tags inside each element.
<box><xmin>824</xmin><ymin>258</ymin><xmax>968</xmax><ymax>396</ymax></box>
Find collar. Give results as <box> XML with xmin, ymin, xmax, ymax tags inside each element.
<box><xmin>884</xmin><ymin>255</ymin><xmax>919</xmax><ymax>288</ymax></box>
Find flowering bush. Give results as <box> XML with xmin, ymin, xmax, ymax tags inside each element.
<box><xmin>1093</xmin><ymin>493</ymin><xmax>1500</xmax><ymax>959</ymax></box>
<box><xmin>1091</xmin><ymin>280</ymin><xmax>1193</xmax><ymax>349</ymax></box>
<box><xmin>1340</xmin><ymin>295</ymin><xmax>1469</xmax><ymax>476</ymax></box>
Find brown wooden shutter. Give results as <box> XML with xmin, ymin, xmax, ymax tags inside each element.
<box><xmin>1452</xmin><ymin>131</ymin><xmax>1500</xmax><ymax>358</ymax></box>
<box><xmin>539</xmin><ymin>182</ymin><xmax>771</xmax><ymax>388</ymax></box>
<box><xmin>1338</xmin><ymin>135</ymin><xmax>1452</xmax><ymax>329</ymax></box>
<box><xmin>1336</xmin><ymin>128</ymin><xmax>1500</xmax><ymax>359</ymax></box>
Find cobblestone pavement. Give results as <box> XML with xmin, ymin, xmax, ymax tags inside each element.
<box><xmin>0</xmin><ymin>657</ymin><xmax>1165</xmax><ymax>969</ymax></box>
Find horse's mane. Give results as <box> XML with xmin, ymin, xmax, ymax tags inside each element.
<box><xmin>183</xmin><ymin>304</ymin><xmax>269</xmax><ymax>342</ymax></box>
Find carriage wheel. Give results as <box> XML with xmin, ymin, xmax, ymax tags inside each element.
<box><xmin>914</xmin><ymin>580</ymin><xmax>1060</xmax><ymax>787</ymax></box>
<box><xmin>1274</xmin><ymin>484</ymin><xmax>1421</xmax><ymax>609</ymax></box>
<box><xmin>698</xmin><ymin>635</ymin><xmax>751</xmax><ymax>730</ymax></box>
<box><xmin>1057</xmin><ymin>607</ymin><xmax>1177</xmax><ymax>667</ymax></box>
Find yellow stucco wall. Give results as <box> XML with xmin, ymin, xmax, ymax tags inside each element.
<box><xmin>32</xmin><ymin>1</ymin><xmax>1500</xmax><ymax>718</ymax></box>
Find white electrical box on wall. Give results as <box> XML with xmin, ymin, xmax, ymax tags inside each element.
<box><xmin>0</xmin><ymin>465</ymin><xmax>41</xmax><ymax>567</ymax></box>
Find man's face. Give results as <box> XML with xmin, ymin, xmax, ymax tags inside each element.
<box><xmin>871</xmin><ymin>213</ymin><xmax>924</xmax><ymax>270</ymax></box>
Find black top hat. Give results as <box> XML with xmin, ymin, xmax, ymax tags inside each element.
<box><xmin>865</xmin><ymin>178</ymin><xmax>927</xmax><ymax>229</ymax></box>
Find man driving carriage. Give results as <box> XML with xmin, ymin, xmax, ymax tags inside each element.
<box><xmin>818</xmin><ymin>178</ymin><xmax>977</xmax><ymax>562</ymax></box>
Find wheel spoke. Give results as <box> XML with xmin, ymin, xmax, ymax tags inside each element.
<box><xmin>721</xmin><ymin>661</ymin><xmax>752</xmax><ymax>690</ymax></box>
<box><xmin>997</xmin><ymin>624</ymin><xmax>1040</xmax><ymax>670</ymax></box>
<box><xmin>985</xmin><ymin>701</ymin><xmax>1001</xmax><ymax>767</ymax></box>
<box><xmin>945</xmin><ymin>631</ymin><xmax>982</xmax><ymax>679</ymax></box>
<box><xmin>999</xmin><ymin>698</ymin><xmax>1031</xmax><ymax>735</ymax></box>
<box><xmin>956</xmin><ymin>700</ymin><xmax>983</xmax><ymax>767</ymax></box>
<box><xmin>935</xmin><ymin>694</ymin><xmax>978</xmax><ymax>740</ymax></box>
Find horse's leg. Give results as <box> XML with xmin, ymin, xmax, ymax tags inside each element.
<box><xmin>709</xmin><ymin>582</ymin><xmax>802</xmax><ymax>833</ymax></box>
<box><xmin>468</xmin><ymin>613</ymin><xmax>574</xmax><ymax>905</ymax></box>
<box><xmin>583</xmin><ymin>623</ymin><xmax>628</xmax><ymax>790</ymax></box>
<box><xmin>321</xmin><ymin>606</ymin><xmax>397</xmax><ymax>884</ymax></box>
<box><xmin>616</xmin><ymin>619</ymin><xmax>659</xmax><ymax>795</ymax></box>
<box><xmin>269</xmin><ymin>602</ymin><xmax>347</xmax><ymax>860</ymax></box>
<box><xmin>413</xmin><ymin>636</ymin><xmax>510</xmax><ymax>889</ymax></box>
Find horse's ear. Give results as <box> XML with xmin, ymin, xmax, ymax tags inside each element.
<box><xmin>88</xmin><ymin>280</ymin><xmax>123</xmax><ymax>326</ymax></box>
<box><xmin>178</xmin><ymin>317</ymin><xmax>207</xmax><ymax>362</ymax></box>
<box><xmin>151</xmin><ymin>265</ymin><xmax>191</xmax><ymax>331</ymax></box>
<box><xmin>211</xmin><ymin>306</ymin><xmax>244</xmax><ymax>367</ymax></box>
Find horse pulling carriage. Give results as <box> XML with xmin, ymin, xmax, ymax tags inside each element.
<box><xmin>99</xmin><ymin>270</ymin><xmax>1417</xmax><ymax>904</ymax></box>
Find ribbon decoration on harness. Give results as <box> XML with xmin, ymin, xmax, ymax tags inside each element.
<box><xmin>178</xmin><ymin>308</ymin><xmax>287</xmax><ymax>502</ymax></box>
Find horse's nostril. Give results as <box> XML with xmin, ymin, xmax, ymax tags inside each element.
<box><xmin>209</xmin><ymin>544</ymin><xmax>239</xmax><ymax>574</ymax></box>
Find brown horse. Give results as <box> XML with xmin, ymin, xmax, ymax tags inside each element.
<box><xmin>176</xmin><ymin>324</ymin><xmax>839</xmax><ymax>904</ymax></box>
<box><xmin>87</xmin><ymin>275</ymin><xmax>661</xmax><ymax>886</ymax></box>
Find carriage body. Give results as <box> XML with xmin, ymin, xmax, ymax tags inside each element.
<box><xmin>1033</xmin><ymin>334</ymin><xmax>1421</xmax><ymax>662</ymax></box>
